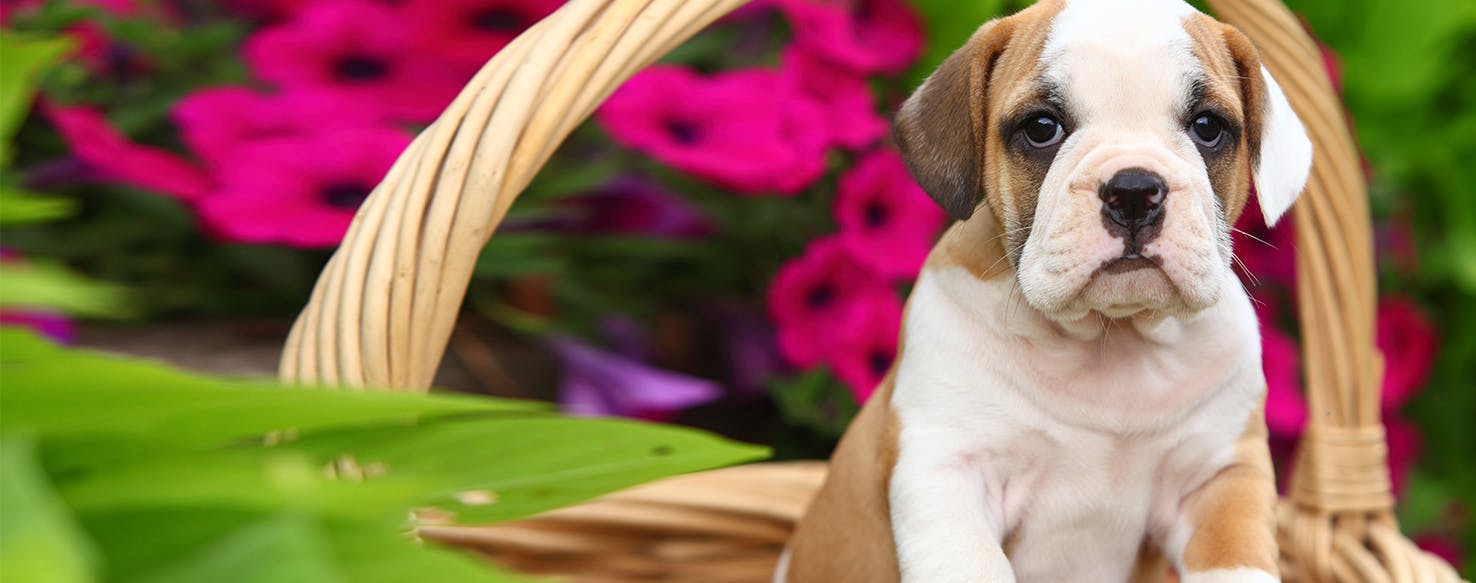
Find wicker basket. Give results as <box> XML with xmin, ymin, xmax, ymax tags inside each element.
<box><xmin>278</xmin><ymin>0</ymin><xmax>1467</xmax><ymax>581</ymax></box>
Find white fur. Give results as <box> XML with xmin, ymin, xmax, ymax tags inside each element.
<box><xmin>1019</xmin><ymin>0</ymin><xmax>1233</xmax><ymax>322</ymax></box>
<box><xmin>855</xmin><ymin>2</ymin><xmax>1309</xmax><ymax>581</ymax></box>
<box><xmin>1251</xmin><ymin>67</ymin><xmax>1313</xmax><ymax>226</ymax></box>
<box><xmin>1182</xmin><ymin>568</ymin><xmax>1281</xmax><ymax>583</ymax></box>
<box><xmin>890</xmin><ymin>267</ymin><xmax>1264</xmax><ymax>583</ymax></box>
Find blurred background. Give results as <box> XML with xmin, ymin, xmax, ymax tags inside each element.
<box><xmin>1</xmin><ymin>0</ymin><xmax>1471</xmax><ymax>571</ymax></box>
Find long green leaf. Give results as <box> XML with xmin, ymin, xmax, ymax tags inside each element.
<box><xmin>0</xmin><ymin>32</ymin><xmax>73</xmax><ymax>165</ymax></box>
<box><xmin>0</xmin><ymin>330</ymin><xmax>543</xmax><ymax>451</ymax></box>
<box><xmin>0</xmin><ymin>437</ymin><xmax>97</xmax><ymax>583</ymax></box>
<box><xmin>0</xmin><ymin>187</ymin><xmax>76</xmax><ymax>225</ymax></box>
<box><xmin>0</xmin><ymin>263</ymin><xmax>130</xmax><ymax>317</ymax></box>
<box><xmin>282</xmin><ymin>416</ymin><xmax>772</xmax><ymax>524</ymax></box>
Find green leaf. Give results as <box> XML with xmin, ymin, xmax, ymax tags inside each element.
<box><xmin>132</xmin><ymin>513</ymin><xmax>346</xmax><ymax>583</ymax></box>
<box><xmin>0</xmin><ymin>32</ymin><xmax>73</xmax><ymax>165</ymax></box>
<box><xmin>476</xmin><ymin>233</ymin><xmax>567</xmax><ymax>279</ymax></box>
<box><xmin>0</xmin><ymin>330</ymin><xmax>543</xmax><ymax>456</ymax></box>
<box><xmin>281</xmin><ymin>416</ymin><xmax>772</xmax><ymax>524</ymax></box>
<box><xmin>0</xmin><ymin>262</ymin><xmax>130</xmax><ymax>317</ymax></box>
<box><xmin>57</xmin><ymin>449</ymin><xmax>432</xmax><ymax>521</ymax></box>
<box><xmin>0</xmin><ymin>187</ymin><xmax>75</xmax><ymax>225</ymax></box>
<box><xmin>0</xmin><ymin>437</ymin><xmax>98</xmax><ymax>583</ymax></box>
<box><xmin>325</xmin><ymin>520</ymin><xmax>524</xmax><ymax>583</ymax></box>
<box><xmin>80</xmin><ymin>509</ymin><xmax>518</xmax><ymax>583</ymax></box>
<box><xmin>769</xmin><ymin>368</ymin><xmax>859</xmax><ymax>439</ymax></box>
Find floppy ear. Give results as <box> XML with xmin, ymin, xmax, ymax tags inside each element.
<box><xmin>1223</xmin><ymin>27</ymin><xmax>1313</xmax><ymax>226</ymax></box>
<box><xmin>894</xmin><ymin>20</ymin><xmax>1012</xmax><ymax>220</ymax></box>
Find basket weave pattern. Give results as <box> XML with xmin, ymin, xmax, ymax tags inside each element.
<box><xmin>280</xmin><ymin>0</ymin><xmax>1466</xmax><ymax>581</ymax></box>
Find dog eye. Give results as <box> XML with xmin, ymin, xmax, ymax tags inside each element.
<box><xmin>1021</xmin><ymin>115</ymin><xmax>1065</xmax><ymax>148</ymax></box>
<box><xmin>1189</xmin><ymin>113</ymin><xmax>1225</xmax><ymax>148</ymax></box>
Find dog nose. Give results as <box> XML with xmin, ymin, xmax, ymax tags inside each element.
<box><xmin>1099</xmin><ymin>169</ymin><xmax>1166</xmax><ymax>228</ymax></box>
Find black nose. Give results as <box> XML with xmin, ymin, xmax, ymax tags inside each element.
<box><xmin>1099</xmin><ymin>169</ymin><xmax>1167</xmax><ymax>228</ymax></box>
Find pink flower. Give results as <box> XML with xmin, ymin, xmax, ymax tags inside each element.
<box><xmin>0</xmin><ymin>311</ymin><xmax>75</xmax><ymax>344</ymax></box>
<box><xmin>243</xmin><ymin>0</ymin><xmax>466</xmax><ymax>121</ymax></box>
<box><xmin>1414</xmin><ymin>534</ymin><xmax>1465</xmax><ymax>568</ymax></box>
<box><xmin>41</xmin><ymin>103</ymin><xmax>210</xmax><ymax>202</ymax></box>
<box><xmin>172</xmin><ymin>87</ymin><xmax>381</xmax><ymax>168</ymax></box>
<box><xmin>1260</xmin><ymin>316</ymin><xmax>1307</xmax><ymax>438</ymax></box>
<box><xmin>405</xmin><ymin>0</ymin><xmax>562</xmax><ymax>72</ymax></box>
<box><xmin>1232</xmin><ymin>201</ymin><xmax>1296</xmax><ymax>288</ymax></box>
<box><xmin>780</xmin><ymin>47</ymin><xmax>888</xmax><ymax>150</ymax></box>
<box><xmin>827</xmin><ymin>291</ymin><xmax>902</xmax><ymax>402</ymax></box>
<box><xmin>834</xmin><ymin>149</ymin><xmax>946</xmax><ymax>279</ymax></box>
<box><xmin>197</xmin><ymin>127</ymin><xmax>411</xmax><ymax>248</ymax></box>
<box><xmin>773</xmin><ymin>0</ymin><xmax>924</xmax><ymax>76</ymax></box>
<box><xmin>768</xmin><ymin>237</ymin><xmax>895</xmax><ymax>368</ymax></box>
<box><xmin>1384</xmin><ymin>416</ymin><xmax>1420</xmax><ymax>498</ymax></box>
<box><xmin>597</xmin><ymin>66</ymin><xmax>828</xmax><ymax>195</ymax></box>
<box><xmin>1375</xmin><ymin>298</ymin><xmax>1437</xmax><ymax>410</ymax></box>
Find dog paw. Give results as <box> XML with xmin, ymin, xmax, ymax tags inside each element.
<box><xmin>1180</xmin><ymin>568</ymin><xmax>1280</xmax><ymax>583</ymax></box>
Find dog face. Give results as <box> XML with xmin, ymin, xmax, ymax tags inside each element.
<box><xmin>896</xmin><ymin>0</ymin><xmax>1311</xmax><ymax>321</ymax></box>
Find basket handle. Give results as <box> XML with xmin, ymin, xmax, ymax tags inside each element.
<box><xmin>1207</xmin><ymin>1</ymin><xmax>1461</xmax><ymax>580</ymax></box>
<box><xmin>279</xmin><ymin>0</ymin><xmax>749</xmax><ymax>390</ymax></box>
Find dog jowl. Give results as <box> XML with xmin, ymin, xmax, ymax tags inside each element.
<box><xmin>782</xmin><ymin>0</ymin><xmax>1311</xmax><ymax>582</ymax></box>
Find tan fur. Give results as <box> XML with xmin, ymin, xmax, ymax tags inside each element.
<box><xmin>788</xmin><ymin>5</ymin><xmax>1282</xmax><ymax>581</ymax></box>
<box><xmin>1183</xmin><ymin>14</ymin><xmax>1267</xmax><ymax>224</ymax></box>
<box><xmin>785</xmin><ymin>375</ymin><xmax>901</xmax><ymax>582</ymax></box>
<box><xmin>1180</xmin><ymin>404</ymin><xmax>1280</xmax><ymax>574</ymax></box>
<box><xmin>927</xmin><ymin>204</ymin><xmax>1013</xmax><ymax>281</ymax></box>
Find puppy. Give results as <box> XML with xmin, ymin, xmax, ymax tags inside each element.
<box><xmin>779</xmin><ymin>0</ymin><xmax>1311</xmax><ymax>581</ymax></box>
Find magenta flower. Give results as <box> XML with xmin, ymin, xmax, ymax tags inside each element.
<box><xmin>773</xmin><ymin>0</ymin><xmax>924</xmax><ymax>76</ymax></box>
<box><xmin>1375</xmin><ymin>298</ymin><xmax>1437</xmax><ymax>410</ymax></box>
<box><xmin>780</xmin><ymin>47</ymin><xmax>888</xmax><ymax>150</ymax></box>
<box><xmin>1260</xmin><ymin>314</ymin><xmax>1307</xmax><ymax>438</ymax></box>
<box><xmin>0</xmin><ymin>312</ymin><xmax>75</xmax><ymax>344</ymax></box>
<box><xmin>508</xmin><ymin>177</ymin><xmax>712</xmax><ymax>239</ymax></box>
<box><xmin>550</xmin><ymin>335</ymin><xmax>722</xmax><ymax>420</ymax></box>
<box><xmin>244</xmin><ymin>0</ymin><xmax>465</xmax><ymax>121</ymax></box>
<box><xmin>197</xmin><ymin>127</ymin><xmax>411</xmax><ymax>248</ymax></box>
<box><xmin>597</xmin><ymin>66</ymin><xmax>828</xmax><ymax>195</ymax></box>
<box><xmin>172</xmin><ymin>87</ymin><xmax>380</xmax><ymax>168</ymax></box>
<box><xmin>405</xmin><ymin>0</ymin><xmax>561</xmax><ymax>72</ymax></box>
<box><xmin>834</xmin><ymin>149</ymin><xmax>946</xmax><ymax>280</ymax></box>
<box><xmin>768</xmin><ymin>236</ymin><xmax>895</xmax><ymax>368</ymax></box>
<box><xmin>1232</xmin><ymin>200</ymin><xmax>1297</xmax><ymax>288</ymax></box>
<box><xmin>827</xmin><ymin>290</ymin><xmax>902</xmax><ymax>402</ymax></box>
<box><xmin>42</xmin><ymin>103</ymin><xmax>210</xmax><ymax>202</ymax></box>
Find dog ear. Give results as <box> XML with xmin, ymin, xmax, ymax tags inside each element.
<box><xmin>894</xmin><ymin>20</ymin><xmax>1012</xmax><ymax>220</ymax></box>
<box><xmin>1223</xmin><ymin>26</ymin><xmax>1313</xmax><ymax>227</ymax></box>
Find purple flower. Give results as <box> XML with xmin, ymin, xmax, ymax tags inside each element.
<box><xmin>550</xmin><ymin>335</ymin><xmax>723</xmax><ymax>420</ymax></box>
<box><xmin>509</xmin><ymin>178</ymin><xmax>712</xmax><ymax>239</ymax></box>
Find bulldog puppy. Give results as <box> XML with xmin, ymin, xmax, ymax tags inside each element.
<box><xmin>779</xmin><ymin>0</ymin><xmax>1312</xmax><ymax>582</ymax></box>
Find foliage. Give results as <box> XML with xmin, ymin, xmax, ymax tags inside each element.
<box><xmin>0</xmin><ymin>0</ymin><xmax>1472</xmax><ymax>570</ymax></box>
<box><xmin>0</xmin><ymin>330</ymin><xmax>768</xmax><ymax>582</ymax></box>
